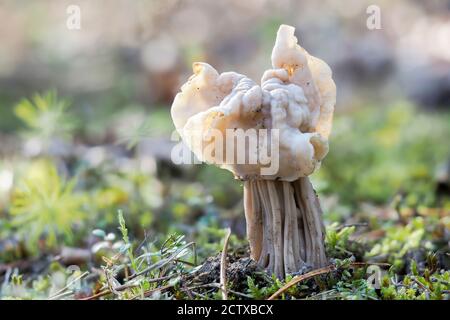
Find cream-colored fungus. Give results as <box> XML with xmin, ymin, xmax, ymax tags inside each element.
<box><xmin>171</xmin><ymin>24</ymin><xmax>336</xmax><ymax>278</ymax></box>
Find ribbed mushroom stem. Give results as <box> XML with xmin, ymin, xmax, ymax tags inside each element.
<box><xmin>243</xmin><ymin>177</ymin><xmax>327</xmax><ymax>279</ymax></box>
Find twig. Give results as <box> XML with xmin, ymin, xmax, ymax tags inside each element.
<box><xmin>267</xmin><ymin>262</ymin><xmax>391</xmax><ymax>300</ymax></box>
<box><xmin>48</xmin><ymin>290</ymin><xmax>75</xmax><ymax>300</ymax></box>
<box><xmin>220</xmin><ymin>228</ymin><xmax>231</xmax><ymax>300</ymax></box>
<box><xmin>134</xmin><ymin>230</ymin><xmax>151</xmax><ymax>254</ymax></box>
<box><xmin>79</xmin><ymin>274</ymin><xmax>178</xmax><ymax>300</ymax></box>
<box><xmin>411</xmin><ymin>276</ymin><xmax>430</xmax><ymax>292</ymax></box>
<box><xmin>174</xmin><ymin>259</ymin><xmax>196</xmax><ymax>267</ymax></box>
<box><xmin>128</xmin><ymin>242</ymin><xmax>195</xmax><ymax>280</ymax></box>
<box><xmin>79</xmin><ymin>289</ymin><xmax>110</xmax><ymax>301</ymax></box>
<box><xmin>48</xmin><ymin>271</ymin><xmax>89</xmax><ymax>300</ymax></box>
<box><xmin>268</xmin><ymin>265</ymin><xmax>335</xmax><ymax>300</ymax></box>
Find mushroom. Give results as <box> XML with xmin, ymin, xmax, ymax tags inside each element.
<box><xmin>171</xmin><ymin>25</ymin><xmax>336</xmax><ymax>279</ymax></box>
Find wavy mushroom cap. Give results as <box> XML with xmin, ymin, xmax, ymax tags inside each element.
<box><xmin>271</xmin><ymin>24</ymin><xmax>336</xmax><ymax>138</ymax></box>
<box><xmin>171</xmin><ymin>25</ymin><xmax>336</xmax><ymax>181</ymax></box>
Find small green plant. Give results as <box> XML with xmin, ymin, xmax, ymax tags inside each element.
<box><xmin>14</xmin><ymin>90</ymin><xmax>77</xmax><ymax>144</ymax></box>
<box><xmin>380</xmin><ymin>265</ymin><xmax>450</xmax><ymax>300</ymax></box>
<box><xmin>10</xmin><ymin>160</ymin><xmax>87</xmax><ymax>252</ymax></box>
<box><xmin>366</xmin><ymin>217</ymin><xmax>426</xmax><ymax>268</ymax></box>
<box><xmin>118</xmin><ymin>210</ymin><xmax>138</xmax><ymax>272</ymax></box>
<box><xmin>326</xmin><ymin>223</ymin><xmax>357</xmax><ymax>258</ymax></box>
<box><xmin>92</xmin><ymin>212</ymin><xmax>196</xmax><ymax>299</ymax></box>
<box><xmin>247</xmin><ymin>274</ymin><xmax>305</xmax><ymax>299</ymax></box>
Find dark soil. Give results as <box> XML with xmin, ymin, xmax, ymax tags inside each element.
<box><xmin>178</xmin><ymin>249</ymin><xmax>270</xmax><ymax>297</ymax></box>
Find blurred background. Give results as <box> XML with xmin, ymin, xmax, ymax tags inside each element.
<box><xmin>0</xmin><ymin>0</ymin><xmax>449</xmax><ymax>299</ymax></box>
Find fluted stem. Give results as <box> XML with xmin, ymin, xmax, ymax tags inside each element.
<box><xmin>243</xmin><ymin>177</ymin><xmax>327</xmax><ymax>279</ymax></box>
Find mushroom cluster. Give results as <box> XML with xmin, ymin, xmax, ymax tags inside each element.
<box><xmin>171</xmin><ymin>24</ymin><xmax>336</xmax><ymax>279</ymax></box>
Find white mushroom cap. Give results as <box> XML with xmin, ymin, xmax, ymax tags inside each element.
<box><xmin>271</xmin><ymin>25</ymin><xmax>336</xmax><ymax>138</ymax></box>
<box><xmin>171</xmin><ymin>25</ymin><xmax>336</xmax><ymax>181</ymax></box>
